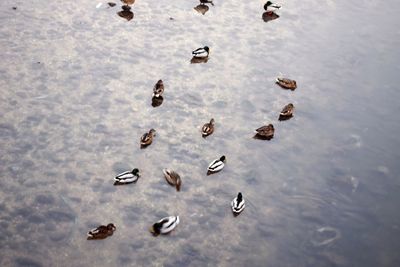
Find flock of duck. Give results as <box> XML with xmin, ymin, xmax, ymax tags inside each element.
<box><xmin>87</xmin><ymin>0</ymin><xmax>296</xmax><ymax>240</ymax></box>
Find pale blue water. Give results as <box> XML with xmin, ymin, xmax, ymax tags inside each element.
<box><xmin>0</xmin><ymin>0</ymin><xmax>399</xmax><ymax>266</ymax></box>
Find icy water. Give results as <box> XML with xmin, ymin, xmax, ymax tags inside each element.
<box><xmin>1</xmin><ymin>0</ymin><xmax>400</xmax><ymax>266</ymax></box>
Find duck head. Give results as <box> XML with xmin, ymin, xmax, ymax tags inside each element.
<box><xmin>237</xmin><ymin>192</ymin><xmax>243</xmax><ymax>202</ymax></box>
<box><xmin>132</xmin><ymin>168</ymin><xmax>140</xmax><ymax>176</ymax></box>
<box><xmin>149</xmin><ymin>129</ymin><xmax>156</xmax><ymax>134</ymax></box>
<box><xmin>220</xmin><ymin>155</ymin><xmax>226</xmax><ymax>162</ymax></box>
<box><xmin>203</xmin><ymin>46</ymin><xmax>210</xmax><ymax>53</ymax></box>
<box><xmin>107</xmin><ymin>223</ymin><xmax>116</xmax><ymax>231</ymax></box>
<box><xmin>210</xmin><ymin>118</ymin><xmax>215</xmax><ymax>124</ymax></box>
<box><xmin>150</xmin><ymin>223</ymin><xmax>162</xmax><ymax>236</ymax></box>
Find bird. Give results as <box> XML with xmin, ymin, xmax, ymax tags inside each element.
<box><xmin>149</xmin><ymin>216</ymin><xmax>180</xmax><ymax>236</ymax></box>
<box><xmin>140</xmin><ymin>129</ymin><xmax>156</xmax><ymax>147</ymax></box>
<box><xmin>192</xmin><ymin>46</ymin><xmax>210</xmax><ymax>58</ymax></box>
<box><xmin>200</xmin><ymin>0</ymin><xmax>214</xmax><ymax>6</ymax></box>
<box><xmin>114</xmin><ymin>168</ymin><xmax>140</xmax><ymax>185</ymax></box>
<box><xmin>153</xmin><ymin>80</ymin><xmax>164</xmax><ymax>98</ymax></box>
<box><xmin>87</xmin><ymin>223</ymin><xmax>116</xmax><ymax>240</ymax></box>
<box><xmin>207</xmin><ymin>155</ymin><xmax>226</xmax><ymax>175</ymax></box>
<box><xmin>202</xmin><ymin>118</ymin><xmax>215</xmax><ymax>137</ymax></box>
<box><xmin>121</xmin><ymin>0</ymin><xmax>135</xmax><ymax>5</ymax></box>
<box><xmin>264</xmin><ymin>1</ymin><xmax>281</xmax><ymax>13</ymax></box>
<box><xmin>255</xmin><ymin>124</ymin><xmax>274</xmax><ymax>139</ymax></box>
<box><xmin>279</xmin><ymin>103</ymin><xmax>294</xmax><ymax>119</ymax></box>
<box><xmin>163</xmin><ymin>168</ymin><xmax>182</xmax><ymax>191</ymax></box>
<box><xmin>276</xmin><ymin>78</ymin><xmax>297</xmax><ymax>90</ymax></box>
<box><xmin>231</xmin><ymin>192</ymin><xmax>245</xmax><ymax>215</ymax></box>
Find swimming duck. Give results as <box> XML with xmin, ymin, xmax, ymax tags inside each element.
<box><xmin>121</xmin><ymin>0</ymin><xmax>135</xmax><ymax>5</ymax></box>
<box><xmin>276</xmin><ymin>78</ymin><xmax>297</xmax><ymax>90</ymax></box>
<box><xmin>192</xmin><ymin>46</ymin><xmax>210</xmax><ymax>58</ymax></box>
<box><xmin>207</xmin><ymin>155</ymin><xmax>226</xmax><ymax>175</ymax></box>
<box><xmin>202</xmin><ymin>118</ymin><xmax>215</xmax><ymax>137</ymax></box>
<box><xmin>87</xmin><ymin>223</ymin><xmax>116</xmax><ymax>240</ymax></box>
<box><xmin>231</xmin><ymin>192</ymin><xmax>245</xmax><ymax>215</ymax></box>
<box><xmin>264</xmin><ymin>1</ymin><xmax>281</xmax><ymax>13</ymax></box>
<box><xmin>150</xmin><ymin>216</ymin><xmax>180</xmax><ymax>236</ymax></box>
<box><xmin>114</xmin><ymin>168</ymin><xmax>140</xmax><ymax>185</ymax></box>
<box><xmin>200</xmin><ymin>0</ymin><xmax>214</xmax><ymax>6</ymax></box>
<box><xmin>163</xmin><ymin>168</ymin><xmax>182</xmax><ymax>191</ymax></box>
<box><xmin>140</xmin><ymin>129</ymin><xmax>156</xmax><ymax>147</ymax></box>
<box><xmin>153</xmin><ymin>80</ymin><xmax>164</xmax><ymax>98</ymax></box>
<box><xmin>279</xmin><ymin>103</ymin><xmax>294</xmax><ymax>120</ymax></box>
<box><xmin>255</xmin><ymin>124</ymin><xmax>274</xmax><ymax>139</ymax></box>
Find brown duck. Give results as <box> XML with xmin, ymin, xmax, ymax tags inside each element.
<box><xmin>276</xmin><ymin>78</ymin><xmax>297</xmax><ymax>90</ymax></box>
<box><xmin>87</xmin><ymin>223</ymin><xmax>116</xmax><ymax>240</ymax></box>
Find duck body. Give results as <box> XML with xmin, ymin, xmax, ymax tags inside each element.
<box><xmin>231</xmin><ymin>192</ymin><xmax>245</xmax><ymax>215</ymax></box>
<box><xmin>255</xmin><ymin>124</ymin><xmax>274</xmax><ymax>139</ymax></box>
<box><xmin>163</xmin><ymin>168</ymin><xmax>182</xmax><ymax>191</ymax></box>
<box><xmin>153</xmin><ymin>80</ymin><xmax>164</xmax><ymax>98</ymax></box>
<box><xmin>202</xmin><ymin>118</ymin><xmax>215</xmax><ymax>137</ymax></box>
<box><xmin>114</xmin><ymin>168</ymin><xmax>140</xmax><ymax>185</ymax></box>
<box><xmin>150</xmin><ymin>216</ymin><xmax>180</xmax><ymax>236</ymax></box>
<box><xmin>264</xmin><ymin>1</ymin><xmax>281</xmax><ymax>12</ymax></box>
<box><xmin>87</xmin><ymin>223</ymin><xmax>116</xmax><ymax>240</ymax></box>
<box><xmin>141</xmin><ymin>129</ymin><xmax>156</xmax><ymax>147</ymax></box>
<box><xmin>207</xmin><ymin>155</ymin><xmax>226</xmax><ymax>175</ymax></box>
<box><xmin>118</xmin><ymin>5</ymin><xmax>134</xmax><ymax>21</ymax></box>
<box><xmin>121</xmin><ymin>0</ymin><xmax>135</xmax><ymax>5</ymax></box>
<box><xmin>279</xmin><ymin>103</ymin><xmax>294</xmax><ymax>119</ymax></box>
<box><xmin>276</xmin><ymin>78</ymin><xmax>297</xmax><ymax>90</ymax></box>
<box><xmin>200</xmin><ymin>0</ymin><xmax>214</xmax><ymax>6</ymax></box>
<box><xmin>192</xmin><ymin>46</ymin><xmax>210</xmax><ymax>58</ymax></box>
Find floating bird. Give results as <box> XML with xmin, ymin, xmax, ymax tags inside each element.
<box><xmin>153</xmin><ymin>80</ymin><xmax>164</xmax><ymax>98</ymax></box>
<box><xmin>141</xmin><ymin>129</ymin><xmax>156</xmax><ymax>148</ymax></box>
<box><xmin>207</xmin><ymin>155</ymin><xmax>226</xmax><ymax>175</ymax></box>
<box><xmin>114</xmin><ymin>168</ymin><xmax>140</xmax><ymax>185</ymax></box>
<box><xmin>121</xmin><ymin>0</ymin><xmax>135</xmax><ymax>5</ymax></box>
<box><xmin>163</xmin><ymin>169</ymin><xmax>182</xmax><ymax>191</ymax></box>
<box><xmin>202</xmin><ymin>118</ymin><xmax>215</xmax><ymax>137</ymax></box>
<box><xmin>255</xmin><ymin>124</ymin><xmax>274</xmax><ymax>140</ymax></box>
<box><xmin>200</xmin><ymin>0</ymin><xmax>214</xmax><ymax>6</ymax></box>
<box><xmin>118</xmin><ymin>5</ymin><xmax>134</xmax><ymax>21</ymax></box>
<box><xmin>87</xmin><ymin>223</ymin><xmax>116</xmax><ymax>240</ymax></box>
<box><xmin>264</xmin><ymin>1</ymin><xmax>281</xmax><ymax>13</ymax></box>
<box><xmin>192</xmin><ymin>46</ymin><xmax>210</xmax><ymax>58</ymax></box>
<box><xmin>276</xmin><ymin>78</ymin><xmax>297</xmax><ymax>90</ymax></box>
<box><xmin>150</xmin><ymin>216</ymin><xmax>180</xmax><ymax>236</ymax></box>
<box><xmin>279</xmin><ymin>103</ymin><xmax>294</xmax><ymax>120</ymax></box>
<box><xmin>231</xmin><ymin>192</ymin><xmax>245</xmax><ymax>215</ymax></box>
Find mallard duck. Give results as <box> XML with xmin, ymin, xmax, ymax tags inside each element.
<box><xmin>149</xmin><ymin>216</ymin><xmax>180</xmax><ymax>236</ymax></box>
<box><xmin>279</xmin><ymin>103</ymin><xmax>294</xmax><ymax>120</ymax></box>
<box><xmin>202</xmin><ymin>118</ymin><xmax>215</xmax><ymax>137</ymax></box>
<box><xmin>264</xmin><ymin>1</ymin><xmax>281</xmax><ymax>12</ymax></box>
<box><xmin>87</xmin><ymin>223</ymin><xmax>116</xmax><ymax>240</ymax></box>
<box><xmin>121</xmin><ymin>0</ymin><xmax>135</xmax><ymax>5</ymax></box>
<box><xmin>192</xmin><ymin>46</ymin><xmax>210</xmax><ymax>58</ymax></box>
<box><xmin>255</xmin><ymin>124</ymin><xmax>274</xmax><ymax>139</ymax></box>
<box><xmin>200</xmin><ymin>0</ymin><xmax>214</xmax><ymax>6</ymax></box>
<box><xmin>276</xmin><ymin>78</ymin><xmax>297</xmax><ymax>90</ymax></box>
<box><xmin>231</xmin><ymin>192</ymin><xmax>245</xmax><ymax>215</ymax></box>
<box><xmin>140</xmin><ymin>129</ymin><xmax>156</xmax><ymax>147</ymax></box>
<box><xmin>118</xmin><ymin>5</ymin><xmax>134</xmax><ymax>21</ymax></box>
<box><xmin>153</xmin><ymin>80</ymin><xmax>164</xmax><ymax>98</ymax></box>
<box><xmin>194</xmin><ymin>4</ymin><xmax>209</xmax><ymax>15</ymax></box>
<box><xmin>207</xmin><ymin>155</ymin><xmax>226</xmax><ymax>175</ymax></box>
<box><xmin>114</xmin><ymin>168</ymin><xmax>140</xmax><ymax>185</ymax></box>
<box><xmin>163</xmin><ymin>169</ymin><xmax>182</xmax><ymax>191</ymax></box>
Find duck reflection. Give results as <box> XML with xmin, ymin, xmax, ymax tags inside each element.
<box><xmin>151</xmin><ymin>96</ymin><xmax>164</xmax><ymax>107</ymax></box>
<box><xmin>194</xmin><ymin>0</ymin><xmax>214</xmax><ymax>15</ymax></box>
<box><xmin>190</xmin><ymin>56</ymin><xmax>209</xmax><ymax>64</ymax></box>
<box><xmin>118</xmin><ymin>5</ymin><xmax>134</xmax><ymax>21</ymax></box>
<box><xmin>262</xmin><ymin>11</ymin><xmax>279</xmax><ymax>22</ymax></box>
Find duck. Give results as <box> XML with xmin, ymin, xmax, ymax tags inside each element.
<box><xmin>255</xmin><ymin>124</ymin><xmax>274</xmax><ymax>139</ymax></box>
<box><xmin>153</xmin><ymin>80</ymin><xmax>164</xmax><ymax>98</ymax></box>
<box><xmin>163</xmin><ymin>168</ymin><xmax>182</xmax><ymax>191</ymax></box>
<box><xmin>140</xmin><ymin>129</ymin><xmax>156</xmax><ymax>147</ymax></box>
<box><xmin>149</xmin><ymin>216</ymin><xmax>180</xmax><ymax>236</ymax></box>
<box><xmin>118</xmin><ymin>5</ymin><xmax>134</xmax><ymax>21</ymax></box>
<box><xmin>192</xmin><ymin>46</ymin><xmax>210</xmax><ymax>58</ymax></box>
<box><xmin>276</xmin><ymin>77</ymin><xmax>297</xmax><ymax>90</ymax></box>
<box><xmin>264</xmin><ymin>1</ymin><xmax>281</xmax><ymax>13</ymax></box>
<box><xmin>114</xmin><ymin>168</ymin><xmax>140</xmax><ymax>185</ymax></box>
<box><xmin>279</xmin><ymin>103</ymin><xmax>294</xmax><ymax>119</ymax></box>
<box><xmin>200</xmin><ymin>0</ymin><xmax>214</xmax><ymax>6</ymax></box>
<box><xmin>87</xmin><ymin>223</ymin><xmax>116</xmax><ymax>240</ymax></box>
<box><xmin>207</xmin><ymin>155</ymin><xmax>226</xmax><ymax>175</ymax></box>
<box><xmin>202</xmin><ymin>118</ymin><xmax>215</xmax><ymax>137</ymax></box>
<box><xmin>121</xmin><ymin>0</ymin><xmax>135</xmax><ymax>5</ymax></box>
<box><xmin>231</xmin><ymin>192</ymin><xmax>245</xmax><ymax>215</ymax></box>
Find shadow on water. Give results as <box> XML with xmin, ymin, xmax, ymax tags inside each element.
<box><xmin>262</xmin><ymin>12</ymin><xmax>279</xmax><ymax>23</ymax></box>
<box><xmin>118</xmin><ymin>5</ymin><xmax>134</xmax><ymax>21</ymax></box>
<box><xmin>151</xmin><ymin>96</ymin><xmax>164</xmax><ymax>107</ymax></box>
<box><xmin>190</xmin><ymin>56</ymin><xmax>209</xmax><ymax>64</ymax></box>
